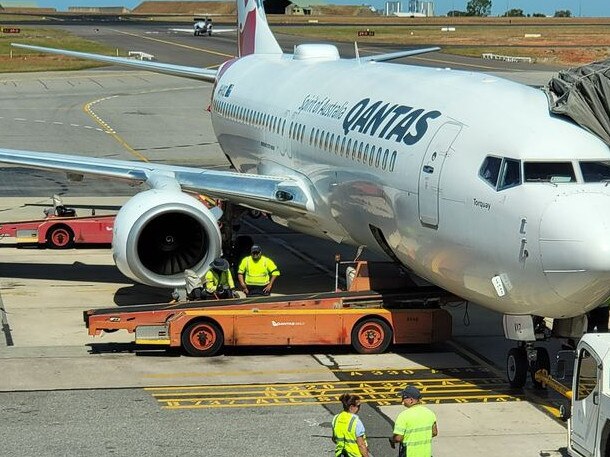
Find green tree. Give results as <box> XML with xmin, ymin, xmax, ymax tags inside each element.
<box><xmin>554</xmin><ymin>9</ymin><xmax>572</xmax><ymax>17</ymax></box>
<box><xmin>502</xmin><ymin>8</ymin><xmax>524</xmax><ymax>17</ymax></box>
<box><xmin>447</xmin><ymin>10</ymin><xmax>468</xmax><ymax>16</ymax></box>
<box><xmin>466</xmin><ymin>0</ymin><xmax>492</xmax><ymax>16</ymax></box>
<box><xmin>532</xmin><ymin>12</ymin><xmax>546</xmax><ymax>17</ymax></box>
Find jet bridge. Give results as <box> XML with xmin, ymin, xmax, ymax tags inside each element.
<box><xmin>546</xmin><ymin>58</ymin><xmax>610</xmax><ymax>146</ymax></box>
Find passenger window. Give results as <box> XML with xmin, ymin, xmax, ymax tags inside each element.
<box><xmin>580</xmin><ymin>161</ymin><xmax>610</xmax><ymax>182</ymax></box>
<box><xmin>382</xmin><ymin>149</ymin><xmax>389</xmax><ymax>170</ymax></box>
<box><xmin>375</xmin><ymin>147</ymin><xmax>382</xmax><ymax>168</ymax></box>
<box><xmin>335</xmin><ymin>136</ymin><xmax>340</xmax><ymax>154</ymax></box>
<box><xmin>352</xmin><ymin>141</ymin><xmax>358</xmax><ymax>161</ymax></box>
<box><xmin>576</xmin><ymin>348</ymin><xmax>599</xmax><ymax>401</ymax></box>
<box><xmin>341</xmin><ymin>137</ymin><xmax>347</xmax><ymax>156</ymax></box>
<box><xmin>498</xmin><ymin>159</ymin><xmax>521</xmax><ymax>190</ymax></box>
<box><xmin>479</xmin><ymin>156</ymin><xmax>502</xmax><ymax>188</ymax></box>
<box><xmin>357</xmin><ymin>142</ymin><xmax>364</xmax><ymax>162</ymax></box>
<box><xmin>524</xmin><ymin>162</ymin><xmax>576</xmax><ymax>183</ymax></box>
<box><xmin>363</xmin><ymin>144</ymin><xmax>369</xmax><ymax>163</ymax></box>
<box><xmin>389</xmin><ymin>151</ymin><xmax>397</xmax><ymax>172</ymax></box>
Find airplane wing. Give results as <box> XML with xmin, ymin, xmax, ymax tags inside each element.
<box><xmin>11</xmin><ymin>44</ymin><xmax>218</xmax><ymax>82</ymax></box>
<box><xmin>0</xmin><ymin>148</ymin><xmax>313</xmax><ymax>215</ymax></box>
<box><xmin>169</xmin><ymin>27</ymin><xmax>237</xmax><ymax>34</ymax></box>
<box><xmin>169</xmin><ymin>28</ymin><xmax>197</xmax><ymax>33</ymax></box>
<box><xmin>358</xmin><ymin>47</ymin><xmax>440</xmax><ymax>63</ymax></box>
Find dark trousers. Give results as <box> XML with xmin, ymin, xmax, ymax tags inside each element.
<box><xmin>246</xmin><ymin>285</ymin><xmax>270</xmax><ymax>296</ymax></box>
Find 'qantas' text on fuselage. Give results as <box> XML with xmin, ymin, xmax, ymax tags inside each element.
<box><xmin>343</xmin><ymin>98</ymin><xmax>442</xmax><ymax>145</ymax></box>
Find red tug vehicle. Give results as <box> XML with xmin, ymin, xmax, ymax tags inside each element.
<box><xmin>0</xmin><ymin>195</ymin><xmax>115</xmax><ymax>249</ymax></box>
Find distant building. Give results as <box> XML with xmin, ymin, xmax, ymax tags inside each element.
<box><xmin>408</xmin><ymin>0</ymin><xmax>434</xmax><ymax>16</ymax></box>
<box><xmin>285</xmin><ymin>4</ymin><xmax>312</xmax><ymax>15</ymax></box>
<box><xmin>68</xmin><ymin>6</ymin><xmax>130</xmax><ymax>13</ymax></box>
<box><xmin>384</xmin><ymin>1</ymin><xmax>401</xmax><ymax>16</ymax></box>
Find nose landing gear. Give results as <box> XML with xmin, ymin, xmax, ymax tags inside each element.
<box><xmin>504</xmin><ymin>315</ymin><xmax>552</xmax><ymax>389</ymax></box>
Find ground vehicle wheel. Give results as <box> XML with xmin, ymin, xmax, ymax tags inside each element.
<box><xmin>351</xmin><ymin>318</ymin><xmax>392</xmax><ymax>354</ymax></box>
<box><xmin>507</xmin><ymin>347</ymin><xmax>528</xmax><ymax>388</ymax></box>
<box><xmin>46</xmin><ymin>225</ymin><xmax>74</xmax><ymax>249</ymax></box>
<box><xmin>530</xmin><ymin>347</ymin><xmax>551</xmax><ymax>389</ymax></box>
<box><xmin>181</xmin><ymin>320</ymin><xmax>224</xmax><ymax>356</ymax></box>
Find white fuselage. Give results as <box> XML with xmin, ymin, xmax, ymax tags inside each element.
<box><xmin>210</xmin><ymin>52</ymin><xmax>610</xmax><ymax>319</ymax></box>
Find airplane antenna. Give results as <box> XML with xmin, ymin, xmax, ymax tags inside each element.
<box><xmin>354</xmin><ymin>42</ymin><xmax>360</xmax><ymax>62</ymax></box>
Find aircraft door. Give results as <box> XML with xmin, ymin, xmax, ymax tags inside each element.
<box><xmin>417</xmin><ymin>122</ymin><xmax>462</xmax><ymax>227</ymax></box>
<box><xmin>570</xmin><ymin>345</ymin><xmax>601</xmax><ymax>457</ymax></box>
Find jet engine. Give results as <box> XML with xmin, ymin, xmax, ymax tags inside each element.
<box><xmin>112</xmin><ymin>189</ymin><xmax>222</xmax><ymax>288</ymax></box>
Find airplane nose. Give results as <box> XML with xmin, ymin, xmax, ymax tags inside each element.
<box><xmin>540</xmin><ymin>192</ymin><xmax>610</xmax><ymax>307</ymax></box>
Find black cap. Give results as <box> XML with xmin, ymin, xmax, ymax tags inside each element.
<box><xmin>210</xmin><ymin>258</ymin><xmax>230</xmax><ymax>271</ymax></box>
<box><xmin>401</xmin><ymin>386</ymin><xmax>422</xmax><ymax>400</ymax></box>
<box><xmin>251</xmin><ymin>245</ymin><xmax>262</xmax><ymax>253</ymax></box>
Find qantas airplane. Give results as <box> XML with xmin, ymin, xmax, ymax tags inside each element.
<box><xmin>2</xmin><ymin>0</ymin><xmax>610</xmax><ymax>386</ymax></box>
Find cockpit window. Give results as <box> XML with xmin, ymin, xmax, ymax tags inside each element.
<box><xmin>479</xmin><ymin>156</ymin><xmax>521</xmax><ymax>191</ymax></box>
<box><xmin>580</xmin><ymin>161</ymin><xmax>610</xmax><ymax>183</ymax></box>
<box><xmin>479</xmin><ymin>156</ymin><xmax>502</xmax><ymax>188</ymax></box>
<box><xmin>498</xmin><ymin>158</ymin><xmax>521</xmax><ymax>190</ymax></box>
<box><xmin>524</xmin><ymin>162</ymin><xmax>576</xmax><ymax>183</ymax></box>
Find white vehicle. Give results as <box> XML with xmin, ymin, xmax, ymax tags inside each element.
<box><xmin>2</xmin><ymin>0</ymin><xmax>610</xmax><ymax>381</ymax></box>
<box><xmin>566</xmin><ymin>333</ymin><xmax>610</xmax><ymax>457</ymax></box>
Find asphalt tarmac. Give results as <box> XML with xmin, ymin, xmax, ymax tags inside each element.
<box><xmin>0</xmin><ymin>23</ymin><xmax>568</xmax><ymax>457</ymax></box>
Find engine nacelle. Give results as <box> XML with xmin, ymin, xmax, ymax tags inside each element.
<box><xmin>112</xmin><ymin>189</ymin><xmax>222</xmax><ymax>288</ymax></box>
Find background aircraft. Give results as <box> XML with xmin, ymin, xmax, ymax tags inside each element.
<box><xmin>2</xmin><ymin>0</ymin><xmax>610</xmax><ymax>387</ymax></box>
<box><xmin>169</xmin><ymin>16</ymin><xmax>236</xmax><ymax>36</ymax></box>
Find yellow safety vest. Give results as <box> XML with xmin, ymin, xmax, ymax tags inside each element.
<box><xmin>332</xmin><ymin>411</ymin><xmax>366</xmax><ymax>457</ymax></box>
<box><xmin>394</xmin><ymin>405</ymin><xmax>436</xmax><ymax>457</ymax></box>
<box><xmin>237</xmin><ymin>255</ymin><xmax>280</xmax><ymax>286</ymax></box>
<box><xmin>204</xmin><ymin>269</ymin><xmax>235</xmax><ymax>293</ymax></box>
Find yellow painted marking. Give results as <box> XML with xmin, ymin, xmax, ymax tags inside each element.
<box><xmin>109</xmin><ymin>28</ymin><xmax>235</xmax><ymax>59</ymax></box>
<box><xmin>159</xmin><ymin>394</ymin><xmax>521</xmax><ymax>410</ymax></box>
<box><xmin>83</xmin><ymin>96</ymin><xmax>150</xmax><ymax>162</ymax></box>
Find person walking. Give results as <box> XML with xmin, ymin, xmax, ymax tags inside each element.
<box><xmin>203</xmin><ymin>257</ymin><xmax>236</xmax><ymax>299</ymax></box>
<box><xmin>237</xmin><ymin>245</ymin><xmax>280</xmax><ymax>296</ymax></box>
<box><xmin>332</xmin><ymin>393</ymin><xmax>370</xmax><ymax>457</ymax></box>
<box><xmin>389</xmin><ymin>386</ymin><xmax>437</xmax><ymax>457</ymax></box>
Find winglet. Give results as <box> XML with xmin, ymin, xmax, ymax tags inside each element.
<box><xmin>237</xmin><ymin>0</ymin><xmax>282</xmax><ymax>56</ymax></box>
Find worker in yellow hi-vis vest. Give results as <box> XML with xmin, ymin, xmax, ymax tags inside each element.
<box><xmin>332</xmin><ymin>393</ymin><xmax>370</xmax><ymax>457</ymax></box>
<box><xmin>237</xmin><ymin>245</ymin><xmax>280</xmax><ymax>296</ymax></box>
<box><xmin>389</xmin><ymin>386</ymin><xmax>437</xmax><ymax>457</ymax></box>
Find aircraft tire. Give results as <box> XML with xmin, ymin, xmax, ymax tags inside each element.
<box><xmin>530</xmin><ymin>347</ymin><xmax>551</xmax><ymax>389</ymax></box>
<box><xmin>181</xmin><ymin>319</ymin><xmax>224</xmax><ymax>356</ymax></box>
<box><xmin>507</xmin><ymin>347</ymin><xmax>528</xmax><ymax>388</ymax></box>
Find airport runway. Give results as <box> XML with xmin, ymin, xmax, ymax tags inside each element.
<box><xmin>0</xmin><ymin>24</ymin><xmax>567</xmax><ymax>456</ymax></box>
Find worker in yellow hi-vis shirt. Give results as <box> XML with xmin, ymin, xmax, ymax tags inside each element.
<box><xmin>389</xmin><ymin>386</ymin><xmax>437</xmax><ymax>457</ymax></box>
<box><xmin>237</xmin><ymin>245</ymin><xmax>280</xmax><ymax>296</ymax></box>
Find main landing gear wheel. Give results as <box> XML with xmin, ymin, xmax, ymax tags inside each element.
<box><xmin>181</xmin><ymin>320</ymin><xmax>224</xmax><ymax>357</ymax></box>
<box><xmin>507</xmin><ymin>347</ymin><xmax>528</xmax><ymax>388</ymax></box>
<box><xmin>351</xmin><ymin>318</ymin><xmax>393</xmax><ymax>354</ymax></box>
<box><xmin>530</xmin><ymin>347</ymin><xmax>551</xmax><ymax>390</ymax></box>
<box><xmin>46</xmin><ymin>225</ymin><xmax>74</xmax><ymax>249</ymax></box>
